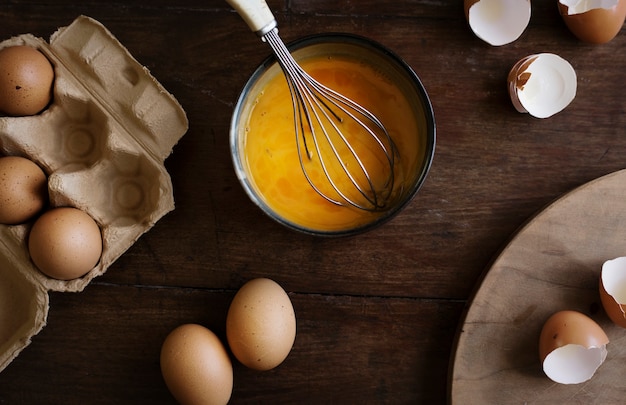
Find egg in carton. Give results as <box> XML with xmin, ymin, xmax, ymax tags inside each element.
<box><xmin>0</xmin><ymin>15</ymin><xmax>188</xmax><ymax>372</ymax></box>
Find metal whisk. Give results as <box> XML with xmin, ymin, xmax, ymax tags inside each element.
<box><xmin>228</xmin><ymin>0</ymin><xmax>397</xmax><ymax>211</ymax></box>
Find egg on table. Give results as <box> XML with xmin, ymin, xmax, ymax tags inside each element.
<box><xmin>558</xmin><ymin>0</ymin><xmax>626</xmax><ymax>43</ymax></box>
<box><xmin>539</xmin><ymin>310</ymin><xmax>609</xmax><ymax>384</ymax></box>
<box><xmin>0</xmin><ymin>156</ymin><xmax>48</xmax><ymax>224</ymax></box>
<box><xmin>160</xmin><ymin>324</ymin><xmax>233</xmax><ymax>405</ymax></box>
<box><xmin>226</xmin><ymin>277</ymin><xmax>296</xmax><ymax>371</ymax></box>
<box><xmin>0</xmin><ymin>45</ymin><xmax>54</xmax><ymax>116</ymax></box>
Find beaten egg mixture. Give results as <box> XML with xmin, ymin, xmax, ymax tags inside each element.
<box><xmin>243</xmin><ymin>54</ymin><xmax>423</xmax><ymax>232</ymax></box>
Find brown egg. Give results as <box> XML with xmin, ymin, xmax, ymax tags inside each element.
<box><xmin>160</xmin><ymin>324</ymin><xmax>233</xmax><ymax>405</ymax></box>
<box><xmin>226</xmin><ymin>278</ymin><xmax>296</xmax><ymax>371</ymax></box>
<box><xmin>0</xmin><ymin>45</ymin><xmax>54</xmax><ymax>116</ymax></box>
<box><xmin>599</xmin><ymin>256</ymin><xmax>626</xmax><ymax>327</ymax></box>
<box><xmin>28</xmin><ymin>207</ymin><xmax>102</xmax><ymax>280</ymax></box>
<box><xmin>0</xmin><ymin>156</ymin><xmax>48</xmax><ymax>224</ymax></box>
<box><xmin>539</xmin><ymin>310</ymin><xmax>609</xmax><ymax>384</ymax></box>
<box><xmin>558</xmin><ymin>0</ymin><xmax>626</xmax><ymax>43</ymax></box>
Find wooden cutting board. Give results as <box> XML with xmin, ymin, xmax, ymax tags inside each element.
<box><xmin>449</xmin><ymin>169</ymin><xmax>626</xmax><ymax>404</ymax></box>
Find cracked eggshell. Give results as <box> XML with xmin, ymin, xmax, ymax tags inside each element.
<box><xmin>558</xmin><ymin>0</ymin><xmax>626</xmax><ymax>43</ymax></box>
<box><xmin>600</xmin><ymin>256</ymin><xmax>626</xmax><ymax>327</ymax></box>
<box><xmin>507</xmin><ymin>53</ymin><xmax>577</xmax><ymax>118</ymax></box>
<box><xmin>507</xmin><ymin>54</ymin><xmax>537</xmax><ymax>113</ymax></box>
<box><xmin>464</xmin><ymin>0</ymin><xmax>531</xmax><ymax>46</ymax></box>
<box><xmin>539</xmin><ymin>310</ymin><xmax>609</xmax><ymax>384</ymax></box>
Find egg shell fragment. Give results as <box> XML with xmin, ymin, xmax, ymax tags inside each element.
<box><xmin>226</xmin><ymin>278</ymin><xmax>296</xmax><ymax>371</ymax></box>
<box><xmin>464</xmin><ymin>0</ymin><xmax>531</xmax><ymax>46</ymax></box>
<box><xmin>539</xmin><ymin>310</ymin><xmax>609</xmax><ymax>384</ymax></box>
<box><xmin>160</xmin><ymin>324</ymin><xmax>233</xmax><ymax>405</ymax></box>
<box><xmin>507</xmin><ymin>53</ymin><xmax>577</xmax><ymax>118</ymax></box>
<box><xmin>600</xmin><ymin>256</ymin><xmax>626</xmax><ymax>327</ymax></box>
<box><xmin>558</xmin><ymin>0</ymin><xmax>626</xmax><ymax>43</ymax></box>
<box><xmin>507</xmin><ymin>55</ymin><xmax>538</xmax><ymax>113</ymax></box>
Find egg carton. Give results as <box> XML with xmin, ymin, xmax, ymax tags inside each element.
<box><xmin>0</xmin><ymin>15</ymin><xmax>188</xmax><ymax>372</ymax></box>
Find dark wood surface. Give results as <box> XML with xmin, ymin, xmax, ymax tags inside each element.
<box><xmin>451</xmin><ymin>169</ymin><xmax>626</xmax><ymax>403</ymax></box>
<box><xmin>0</xmin><ymin>1</ymin><xmax>624</xmax><ymax>404</ymax></box>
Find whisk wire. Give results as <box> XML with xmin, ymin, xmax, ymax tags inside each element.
<box><xmin>262</xmin><ymin>28</ymin><xmax>397</xmax><ymax>211</ymax></box>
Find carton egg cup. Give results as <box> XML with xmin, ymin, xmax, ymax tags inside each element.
<box><xmin>0</xmin><ymin>16</ymin><xmax>188</xmax><ymax>372</ymax></box>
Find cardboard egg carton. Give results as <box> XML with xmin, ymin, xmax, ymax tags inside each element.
<box><xmin>0</xmin><ymin>15</ymin><xmax>188</xmax><ymax>372</ymax></box>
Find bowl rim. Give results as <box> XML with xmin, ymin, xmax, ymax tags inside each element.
<box><xmin>230</xmin><ymin>32</ymin><xmax>436</xmax><ymax>237</ymax></box>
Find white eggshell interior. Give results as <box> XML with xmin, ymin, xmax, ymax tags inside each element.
<box><xmin>559</xmin><ymin>0</ymin><xmax>619</xmax><ymax>15</ymax></box>
<box><xmin>515</xmin><ymin>53</ymin><xmax>577</xmax><ymax>119</ymax></box>
<box><xmin>602</xmin><ymin>257</ymin><xmax>626</xmax><ymax>303</ymax></box>
<box><xmin>467</xmin><ymin>0</ymin><xmax>531</xmax><ymax>46</ymax></box>
<box><xmin>543</xmin><ymin>344</ymin><xmax>608</xmax><ymax>384</ymax></box>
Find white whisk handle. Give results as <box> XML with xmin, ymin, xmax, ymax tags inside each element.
<box><xmin>226</xmin><ymin>0</ymin><xmax>277</xmax><ymax>36</ymax></box>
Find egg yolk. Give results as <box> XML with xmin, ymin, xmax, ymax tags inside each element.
<box><xmin>243</xmin><ymin>54</ymin><xmax>424</xmax><ymax>232</ymax></box>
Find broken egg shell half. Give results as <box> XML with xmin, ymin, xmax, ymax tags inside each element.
<box><xmin>464</xmin><ymin>0</ymin><xmax>531</xmax><ymax>46</ymax></box>
<box><xmin>600</xmin><ymin>256</ymin><xmax>626</xmax><ymax>328</ymax></box>
<box><xmin>539</xmin><ymin>310</ymin><xmax>609</xmax><ymax>384</ymax></box>
<box><xmin>558</xmin><ymin>0</ymin><xmax>626</xmax><ymax>44</ymax></box>
<box><xmin>507</xmin><ymin>53</ymin><xmax>577</xmax><ymax>119</ymax></box>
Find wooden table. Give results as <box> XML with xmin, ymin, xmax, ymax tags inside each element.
<box><xmin>0</xmin><ymin>1</ymin><xmax>624</xmax><ymax>403</ymax></box>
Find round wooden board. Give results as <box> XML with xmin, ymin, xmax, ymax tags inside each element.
<box><xmin>449</xmin><ymin>169</ymin><xmax>626</xmax><ymax>404</ymax></box>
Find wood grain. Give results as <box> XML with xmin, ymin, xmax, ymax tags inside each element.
<box><xmin>450</xmin><ymin>170</ymin><xmax>626</xmax><ymax>404</ymax></box>
<box><xmin>0</xmin><ymin>1</ymin><xmax>624</xmax><ymax>403</ymax></box>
